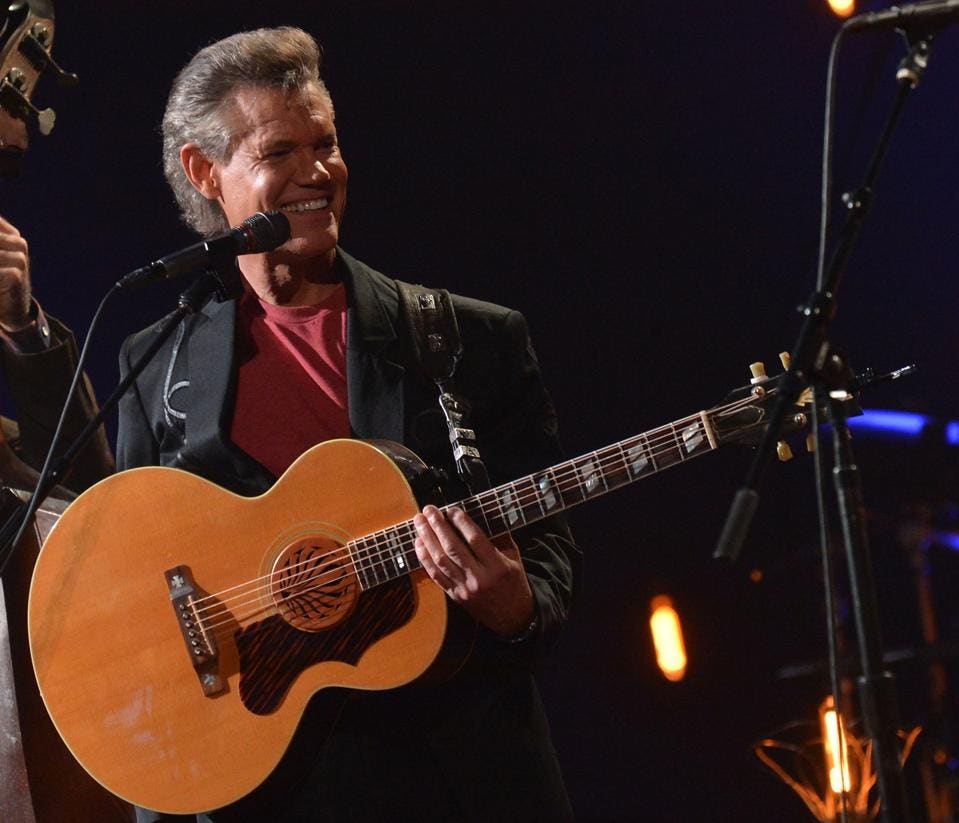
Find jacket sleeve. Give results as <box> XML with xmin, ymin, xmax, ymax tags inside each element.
<box><xmin>0</xmin><ymin>313</ymin><xmax>115</xmax><ymax>492</ymax></box>
<box><xmin>473</xmin><ymin>308</ymin><xmax>580</xmax><ymax>659</ymax></box>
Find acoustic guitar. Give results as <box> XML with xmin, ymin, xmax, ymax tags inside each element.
<box><xmin>28</xmin><ymin>367</ymin><xmax>816</xmax><ymax>814</ymax></box>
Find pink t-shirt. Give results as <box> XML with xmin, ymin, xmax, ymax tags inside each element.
<box><xmin>229</xmin><ymin>285</ymin><xmax>350</xmax><ymax>477</ymax></box>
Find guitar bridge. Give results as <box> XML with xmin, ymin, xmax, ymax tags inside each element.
<box><xmin>165</xmin><ymin>565</ymin><xmax>226</xmax><ymax>697</ymax></box>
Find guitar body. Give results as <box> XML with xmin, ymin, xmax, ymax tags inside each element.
<box><xmin>28</xmin><ymin>439</ymin><xmax>448</xmax><ymax>815</ymax></box>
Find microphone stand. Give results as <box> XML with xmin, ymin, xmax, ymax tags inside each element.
<box><xmin>0</xmin><ymin>264</ymin><xmax>239</xmax><ymax>574</ymax></box>
<box><xmin>715</xmin><ymin>29</ymin><xmax>940</xmax><ymax>823</ymax></box>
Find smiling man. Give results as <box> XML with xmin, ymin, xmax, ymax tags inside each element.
<box><xmin>117</xmin><ymin>27</ymin><xmax>577</xmax><ymax>822</ymax></box>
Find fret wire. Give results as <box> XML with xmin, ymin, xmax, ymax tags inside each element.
<box><xmin>384</xmin><ymin>527</ymin><xmax>407</xmax><ymax>579</ymax></box>
<box><xmin>537</xmin><ymin>466</ymin><xmax>563</xmax><ymax>513</ymax></box>
<box><xmin>197</xmin><ymin>410</ymin><xmax>745</xmax><ymax>606</ymax></box>
<box><xmin>671</xmin><ymin>426</ymin><xmax>686</xmax><ymax>462</ymax></box>
<box><xmin>589</xmin><ymin>449</ymin><xmax>610</xmax><ymax>492</ymax></box>
<box><xmin>488</xmin><ymin>486</ymin><xmax>509</xmax><ymax>533</ymax></box>
<box><xmin>563</xmin><ymin>457</ymin><xmax>588</xmax><ymax>503</ymax></box>
<box><xmin>464</xmin><ymin>496</ymin><xmax>493</xmax><ymax>536</ymax></box>
<box><xmin>354</xmin><ymin>537</ymin><xmax>374</xmax><ymax>589</ymax></box>
<box><xmin>615</xmin><ymin>440</ymin><xmax>631</xmax><ymax>481</ymax></box>
<box><xmin>197</xmin><ymin>417</ymin><xmax>725</xmax><ymax>616</ymax></box>
<box><xmin>521</xmin><ymin>475</ymin><xmax>546</xmax><ymax>520</ymax></box>
<box><xmin>355</xmin><ymin>416</ymin><xmax>725</xmax><ymax>589</ymax></box>
<box><xmin>643</xmin><ymin>432</ymin><xmax>658</xmax><ymax>471</ymax></box>
<box><xmin>496</xmin><ymin>481</ymin><xmax>525</xmax><ymax>529</ymax></box>
<box><xmin>599</xmin><ymin>443</ymin><xmax>630</xmax><ymax>490</ymax></box>
<box><xmin>401</xmin><ymin>522</ymin><xmax>422</xmax><ymax>571</ymax></box>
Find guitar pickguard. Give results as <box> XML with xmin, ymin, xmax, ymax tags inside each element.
<box><xmin>236</xmin><ymin>577</ymin><xmax>415</xmax><ymax>715</ymax></box>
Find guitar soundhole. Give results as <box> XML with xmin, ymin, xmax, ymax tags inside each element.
<box><xmin>271</xmin><ymin>536</ymin><xmax>358</xmax><ymax>632</ymax></box>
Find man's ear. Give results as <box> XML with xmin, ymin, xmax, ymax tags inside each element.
<box><xmin>180</xmin><ymin>143</ymin><xmax>219</xmax><ymax>200</ymax></box>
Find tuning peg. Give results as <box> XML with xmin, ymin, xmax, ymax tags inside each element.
<box><xmin>35</xmin><ymin>106</ymin><xmax>54</xmax><ymax>135</ymax></box>
<box><xmin>749</xmin><ymin>362</ymin><xmax>767</xmax><ymax>384</ymax></box>
<box><xmin>0</xmin><ymin>74</ymin><xmax>55</xmax><ymax>135</ymax></box>
<box><xmin>776</xmin><ymin>441</ymin><xmax>793</xmax><ymax>462</ymax></box>
<box><xmin>779</xmin><ymin>352</ymin><xmax>791</xmax><ymax>370</ymax></box>
<box><xmin>22</xmin><ymin>25</ymin><xmax>80</xmax><ymax>89</ymax></box>
<box><xmin>806</xmin><ymin>433</ymin><xmax>816</xmax><ymax>453</ymax></box>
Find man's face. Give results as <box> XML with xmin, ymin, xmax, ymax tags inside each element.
<box><xmin>210</xmin><ymin>84</ymin><xmax>348</xmax><ymax>263</ymax></box>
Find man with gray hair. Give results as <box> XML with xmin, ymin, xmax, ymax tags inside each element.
<box><xmin>119</xmin><ymin>26</ymin><xmax>576</xmax><ymax>821</ymax></box>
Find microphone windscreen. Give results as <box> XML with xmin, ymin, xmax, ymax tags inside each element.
<box><xmin>241</xmin><ymin>211</ymin><xmax>291</xmax><ymax>252</ymax></box>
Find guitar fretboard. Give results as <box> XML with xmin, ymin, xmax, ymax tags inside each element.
<box><xmin>348</xmin><ymin>411</ymin><xmax>718</xmax><ymax>590</ymax></box>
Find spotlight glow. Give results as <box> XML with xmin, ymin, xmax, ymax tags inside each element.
<box><xmin>827</xmin><ymin>0</ymin><xmax>856</xmax><ymax>16</ymax></box>
<box><xmin>819</xmin><ymin>697</ymin><xmax>851</xmax><ymax>794</ymax></box>
<box><xmin>649</xmin><ymin>596</ymin><xmax>687</xmax><ymax>682</ymax></box>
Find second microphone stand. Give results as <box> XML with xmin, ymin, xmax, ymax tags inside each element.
<box><xmin>715</xmin><ymin>28</ymin><xmax>941</xmax><ymax>823</ymax></box>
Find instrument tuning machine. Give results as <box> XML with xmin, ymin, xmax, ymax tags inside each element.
<box><xmin>0</xmin><ymin>0</ymin><xmax>79</xmax><ymax>149</ymax></box>
<box><xmin>20</xmin><ymin>22</ymin><xmax>77</xmax><ymax>87</ymax></box>
<box><xmin>776</xmin><ymin>440</ymin><xmax>794</xmax><ymax>462</ymax></box>
<box><xmin>749</xmin><ymin>362</ymin><xmax>767</xmax><ymax>384</ymax></box>
<box><xmin>0</xmin><ymin>70</ymin><xmax>54</xmax><ymax>133</ymax></box>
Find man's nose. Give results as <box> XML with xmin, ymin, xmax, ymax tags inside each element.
<box><xmin>300</xmin><ymin>153</ymin><xmax>331</xmax><ymax>184</ymax></box>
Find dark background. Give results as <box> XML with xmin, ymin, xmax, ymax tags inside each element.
<box><xmin>6</xmin><ymin>2</ymin><xmax>959</xmax><ymax>820</ymax></box>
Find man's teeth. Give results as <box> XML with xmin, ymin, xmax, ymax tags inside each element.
<box><xmin>281</xmin><ymin>198</ymin><xmax>329</xmax><ymax>213</ymax></box>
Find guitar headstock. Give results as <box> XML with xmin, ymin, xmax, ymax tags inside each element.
<box><xmin>0</xmin><ymin>1</ymin><xmax>76</xmax><ymax>178</ymax></box>
<box><xmin>707</xmin><ymin>352</ymin><xmax>861</xmax><ymax>455</ymax></box>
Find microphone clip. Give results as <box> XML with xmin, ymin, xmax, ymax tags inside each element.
<box><xmin>177</xmin><ymin>264</ymin><xmax>242</xmax><ymax>313</ymax></box>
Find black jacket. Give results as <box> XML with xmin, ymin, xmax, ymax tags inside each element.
<box><xmin>120</xmin><ymin>249</ymin><xmax>577</xmax><ymax>822</ymax></box>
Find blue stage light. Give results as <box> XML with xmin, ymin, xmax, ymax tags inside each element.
<box><xmin>846</xmin><ymin>409</ymin><xmax>931</xmax><ymax>437</ymax></box>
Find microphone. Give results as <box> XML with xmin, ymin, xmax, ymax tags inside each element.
<box><xmin>845</xmin><ymin>0</ymin><xmax>959</xmax><ymax>33</ymax></box>
<box><xmin>118</xmin><ymin>210</ymin><xmax>291</xmax><ymax>291</ymax></box>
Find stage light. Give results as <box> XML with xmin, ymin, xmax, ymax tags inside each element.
<box><xmin>649</xmin><ymin>595</ymin><xmax>687</xmax><ymax>682</ymax></box>
<box><xmin>827</xmin><ymin>0</ymin><xmax>856</xmax><ymax>18</ymax></box>
<box><xmin>846</xmin><ymin>408</ymin><xmax>931</xmax><ymax>437</ymax></box>
<box><xmin>756</xmin><ymin>702</ymin><xmax>921</xmax><ymax>821</ymax></box>
<box><xmin>819</xmin><ymin>696</ymin><xmax>851</xmax><ymax>795</ymax></box>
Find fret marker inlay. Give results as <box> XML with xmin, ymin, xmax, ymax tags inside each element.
<box><xmin>538</xmin><ymin>475</ymin><xmax>557</xmax><ymax>510</ymax></box>
<box><xmin>626</xmin><ymin>445</ymin><xmax>649</xmax><ymax>476</ymax></box>
<box><xmin>501</xmin><ymin>489</ymin><xmax>521</xmax><ymax>525</ymax></box>
<box><xmin>387</xmin><ymin>533</ymin><xmax>405</xmax><ymax>574</ymax></box>
<box><xmin>581</xmin><ymin>458</ymin><xmax>601</xmax><ymax>493</ymax></box>
<box><xmin>682</xmin><ymin>424</ymin><xmax>703</xmax><ymax>454</ymax></box>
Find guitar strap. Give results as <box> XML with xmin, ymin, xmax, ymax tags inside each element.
<box><xmin>395</xmin><ymin>281</ymin><xmax>491</xmax><ymax>494</ymax></box>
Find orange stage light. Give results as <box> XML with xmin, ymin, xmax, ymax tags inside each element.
<box><xmin>649</xmin><ymin>595</ymin><xmax>687</xmax><ymax>682</ymax></box>
<box><xmin>819</xmin><ymin>696</ymin><xmax>851</xmax><ymax>795</ymax></box>
<box><xmin>827</xmin><ymin>0</ymin><xmax>856</xmax><ymax>18</ymax></box>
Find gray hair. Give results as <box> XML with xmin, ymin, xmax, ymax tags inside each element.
<box><xmin>162</xmin><ymin>27</ymin><xmax>332</xmax><ymax>236</ymax></box>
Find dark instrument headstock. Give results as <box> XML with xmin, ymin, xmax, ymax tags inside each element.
<box><xmin>0</xmin><ymin>1</ymin><xmax>77</xmax><ymax>178</ymax></box>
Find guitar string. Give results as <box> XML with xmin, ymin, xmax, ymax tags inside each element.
<box><xmin>189</xmin><ymin>393</ymin><xmax>765</xmax><ymax>631</ymax></box>
<box><xmin>195</xmin><ymin>428</ymin><xmax>708</xmax><ymax>631</ymax></box>
<box><xmin>267</xmin><ymin>391</ymin><xmax>768</xmax><ymax>595</ymax></box>
<box><xmin>187</xmin><ymin>408</ymin><xmax>722</xmax><ymax>621</ymax></box>
<box><xmin>190</xmin><ymin>394</ymin><xmax>767</xmax><ymax>636</ymax></box>
<box><xmin>197</xmin><ymin>430</ymin><xmax>694</xmax><ymax>640</ymax></box>
<box><xmin>198</xmin><ymin>418</ymin><xmax>743</xmax><ymax>640</ymax></box>
<box><xmin>196</xmin><ymin>407</ymin><xmax>767</xmax><ymax>639</ymax></box>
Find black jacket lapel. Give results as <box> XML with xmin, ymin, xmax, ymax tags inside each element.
<box><xmin>179</xmin><ymin>251</ymin><xmax>408</xmax><ymax>494</ymax></box>
<box><xmin>185</xmin><ymin>297</ymin><xmax>274</xmax><ymax>491</ymax></box>
<box><xmin>339</xmin><ymin>250</ymin><xmax>406</xmax><ymax>443</ymax></box>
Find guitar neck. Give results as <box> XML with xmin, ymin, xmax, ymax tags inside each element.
<box><xmin>349</xmin><ymin>409</ymin><xmax>719</xmax><ymax>590</ymax></box>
